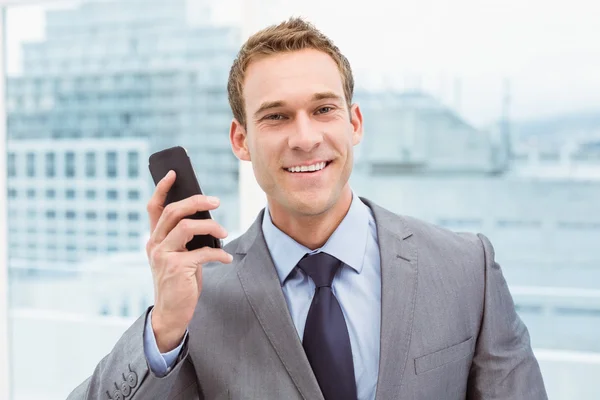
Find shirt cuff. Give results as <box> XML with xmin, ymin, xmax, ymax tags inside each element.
<box><xmin>143</xmin><ymin>308</ymin><xmax>187</xmax><ymax>377</ymax></box>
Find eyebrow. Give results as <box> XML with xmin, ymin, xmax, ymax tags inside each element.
<box><xmin>253</xmin><ymin>91</ymin><xmax>344</xmax><ymax>119</ymax></box>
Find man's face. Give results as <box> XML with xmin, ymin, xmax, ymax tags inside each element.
<box><xmin>230</xmin><ymin>48</ymin><xmax>363</xmax><ymax>217</ymax></box>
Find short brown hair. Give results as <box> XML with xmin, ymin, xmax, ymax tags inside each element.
<box><xmin>227</xmin><ymin>17</ymin><xmax>354</xmax><ymax>128</ymax></box>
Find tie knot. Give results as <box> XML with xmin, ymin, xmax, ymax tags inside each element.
<box><xmin>297</xmin><ymin>252</ymin><xmax>341</xmax><ymax>288</ymax></box>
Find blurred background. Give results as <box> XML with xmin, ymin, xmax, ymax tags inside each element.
<box><xmin>1</xmin><ymin>0</ymin><xmax>600</xmax><ymax>398</ymax></box>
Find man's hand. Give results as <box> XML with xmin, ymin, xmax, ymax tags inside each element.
<box><xmin>145</xmin><ymin>170</ymin><xmax>232</xmax><ymax>352</ymax></box>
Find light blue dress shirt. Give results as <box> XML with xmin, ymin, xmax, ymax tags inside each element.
<box><xmin>144</xmin><ymin>192</ymin><xmax>382</xmax><ymax>399</ymax></box>
<box><xmin>144</xmin><ymin>308</ymin><xmax>186</xmax><ymax>376</ymax></box>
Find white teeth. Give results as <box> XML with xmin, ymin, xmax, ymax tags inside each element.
<box><xmin>287</xmin><ymin>162</ymin><xmax>327</xmax><ymax>173</ymax></box>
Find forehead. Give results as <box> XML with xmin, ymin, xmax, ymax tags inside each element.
<box><xmin>243</xmin><ymin>49</ymin><xmax>345</xmax><ymax>109</ymax></box>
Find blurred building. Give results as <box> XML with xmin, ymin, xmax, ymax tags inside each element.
<box><xmin>6</xmin><ymin>139</ymin><xmax>149</xmax><ymax>272</ymax></box>
<box><xmin>354</xmin><ymin>90</ymin><xmax>508</xmax><ymax>175</ymax></box>
<box><xmin>6</xmin><ymin>0</ymin><xmax>241</xmax><ymax>273</ymax></box>
<box><xmin>509</xmin><ymin>115</ymin><xmax>600</xmax><ymax>180</ymax></box>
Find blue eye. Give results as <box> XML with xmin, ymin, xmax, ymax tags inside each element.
<box><xmin>317</xmin><ymin>106</ymin><xmax>333</xmax><ymax>114</ymax></box>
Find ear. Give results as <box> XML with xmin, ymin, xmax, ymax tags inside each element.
<box><xmin>349</xmin><ymin>103</ymin><xmax>364</xmax><ymax>146</ymax></box>
<box><xmin>230</xmin><ymin>118</ymin><xmax>251</xmax><ymax>161</ymax></box>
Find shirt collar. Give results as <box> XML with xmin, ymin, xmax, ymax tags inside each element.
<box><xmin>262</xmin><ymin>191</ymin><xmax>371</xmax><ymax>286</ymax></box>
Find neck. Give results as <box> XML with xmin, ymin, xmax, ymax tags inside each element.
<box><xmin>268</xmin><ymin>186</ymin><xmax>353</xmax><ymax>250</ymax></box>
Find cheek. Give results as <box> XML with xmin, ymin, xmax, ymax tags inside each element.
<box><xmin>249</xmin><ymin>138</ymin><xmax>275</xmax><ymax>171</ymax></box>
<box><xmin>333</xmin><ymin>128</ymin><xmax>355</xmax><ymax>153</ymax></box>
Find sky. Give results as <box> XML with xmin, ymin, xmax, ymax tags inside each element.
<box><xmin>4</xmin><ymin>0</ymin><xmax>600</xmax><ymax>127</ymax></box>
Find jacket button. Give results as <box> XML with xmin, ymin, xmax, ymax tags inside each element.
<box><xmin>120</xmin><ymin>381</ymin><xmax>131</xmax><ymax>397</ymax></box>
<box><xmin>126</xmin><ymin>372</ymin><xmax>137</xmax><ymax>387</ymax></box>
<box><xmin>112</xmin><ymin>390</ymin><xmax>123</xmax><ymax>400</ymax></box>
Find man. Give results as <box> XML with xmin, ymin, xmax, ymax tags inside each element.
<box><xmin>69</xmin><ymin>17</ymin><xmax>547</xmax><ymax>400</ymax></box>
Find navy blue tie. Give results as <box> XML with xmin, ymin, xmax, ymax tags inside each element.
<box><xmin>297</xmin><ymin>252</ymin><xmax>357</xmax><ymax>400</ymax></box>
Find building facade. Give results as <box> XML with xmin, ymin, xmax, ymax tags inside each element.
<box><xmin>6</xmin><ymin>139</ymin><xmax>150</xmax><ymax>273</ymax></box>
<box><xmin>6</xmin><ymin>0</ymin><xmax>241</xmax><ymax>274</ymax></box>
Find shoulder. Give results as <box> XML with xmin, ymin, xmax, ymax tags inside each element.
<box><xmin>383</xmin><ymin>211</ymin><xmax>493</xmax><ymax>301</ymax></box>
<box><xmin>365</xmin><ymin>198</ymin><xmax>488</xmax><ymax>260</ymax></box>
<box><xmin>402</xmin><ymin>214</ymin><xmax>488</xmax><ymax>260</ymax></box>
<box><xmin>368</xmin><ymin>199</ymin><xmax>491</xmax><ymax>274</ymax></box>
<box><xmin>401</xmin><ymin>215</ymin><xmax>494</xmax><ymax>290</ymax></box>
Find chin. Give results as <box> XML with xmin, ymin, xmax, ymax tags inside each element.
<box><xmin>285</xmin><ymin>190</ymin><xmax>334</xmax><ymax>216</ymax></box>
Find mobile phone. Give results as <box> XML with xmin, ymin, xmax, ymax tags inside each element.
<box><xmin>148</xmin><ymin>146</ymin><xmax>222</xmax><ymax>250</ymax></box>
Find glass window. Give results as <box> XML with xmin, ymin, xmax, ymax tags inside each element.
<box><xmin>8</xmin><ymin>188</ymin><xmax>17</xmax><ymax>198</ymax></box>
<box><xmin>106</xmin><ymin>211</ymin><xmax>118</xmax><ymax>221</ymax></box>
<box><xmin>26</xmin><ymin>189</ymin><xmax>35</xmax><ymax>199</ymax></box>
<box><xmin>106</xmin><ymin>151</ymin><xmax>117</xmax><ymax>177</ymax></box>
<box><xmin>85</xmin><ymin>189</ymin><xmax>96</xmax><ymax>199</ymax></box>
<box><xmin>7</xmin><ymin>152</ymin><xmax>16</xmax><ymax>177</ymax></box>
<box><xmin>106</xmin><ymin>189</ymin><xmax>118</xmax><ymax>200</ymax></box>
<box><xmin>45</xmin><ymin>188</ymin><xmax>56</xmax><ymax>199</ymax></box>
<box><xmin>45</xmin><ymin>152</ymin><xmax>55</xmax><ymax>177</ymax></box>
<box><xmin>65</xmin><ymin>210</ymin><xmax>76</xmax><ymax>219</ymax></box>
<box><xmin>85</xmin><ymin>152</ymin><xmax>96</xmax><ymax>177</ymax></box>
<box><xmin>127</xmin><ymin>151</ymin><xmax>138</xmax><ymax>178</ymax></box>
<box><xmin>127</xmin><ymin>212</ymin><xmax>139</xmax><ymax>221</ymax></box>
<box><xmin>127</xmin><ymin>190</ymin><xmax>140</xmax><ymax>200</ymax></box>
<box><xmin>65</xmin><ymin>189</ymin><xmax>76</xmax><ymax>199</ymax></box>
<box><xmin>65</xmin><ymin>151</ymin><xmax>75</xmax><ymax>177</ymax></box>
<box><xmin>26</xmin><ymin>152</ymin><xmax>35</xmax><ymax>177</ymax></box>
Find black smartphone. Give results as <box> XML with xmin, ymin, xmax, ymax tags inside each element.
<box><xmin>148</xmin><ymin>146</ymin><xmax>222</xmax><ymax>250</ymax></box>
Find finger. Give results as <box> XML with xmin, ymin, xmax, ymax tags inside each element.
<box><xmin>162</xmin><ymin>218</ymin><xmax>228</xmax><ymax>251</ymax></box>
<box><xmin>151</xmin><ymin>194</ymin><xmax>220</xmax><ymax>245</ymax></box>
<box><xmin>195</xmin><ymin>262</ymin><xmax>203</xmax><ymax>294</ymax></box>
<box><xmin>191</xmin><ymin>248</ymin><xmax>233</xmax><ymax>293</ymax></box>
<box><xmin>181</xmin><ymin>247</ymin><xmax>234</xmax><ymax>267</ymax></box>
<box><xmin>147</xmin><ymin>170</ymin><xmax>176</xmax><ymax>232</ymax></box>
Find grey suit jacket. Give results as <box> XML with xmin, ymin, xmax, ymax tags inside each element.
<box><xmin>68</xmin><ymin>198</ymin><xmax>547</xmax><ymax>400</ymax></box>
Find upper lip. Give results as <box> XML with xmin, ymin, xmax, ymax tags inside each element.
<box><xmin>283</xmin><ymin>160</ymin><xmax>331</xmax><ymax>169</ymax></box>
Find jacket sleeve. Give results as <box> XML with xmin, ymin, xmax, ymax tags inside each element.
<box><xmin>66</xmin><ymin>307</ymin><xmax>200</xmax><ymax>400</ymax></box>
<box><xmin>466</xmin><ymin>233</ymin><xmax>548</xmax><ymax>400</ymax></box>
<box><xmin>144</xmin><ymin>308</ymin><xmax>188</xmax><ymax>377</ymax></box>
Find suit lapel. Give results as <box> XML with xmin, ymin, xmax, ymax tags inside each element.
<box><xmin>235</xmin><ymin>210</ymin><xmax>324</xmax><ymax>400</ymax></box>
<box><xmin>362</xmin><ymin>199</ymin><xmax>419</xmax><ymax>400</ymax></box>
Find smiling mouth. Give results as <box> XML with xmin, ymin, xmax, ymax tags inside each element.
<box><xmin>284</xmin><ymin>161</ymin><xmax>332</xmax><ymax>173</ymax></box>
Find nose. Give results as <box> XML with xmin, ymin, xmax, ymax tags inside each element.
<box><xmin>287</xmin><ymin>113</ymin><xmax>323</xmax><ymax>152</ymax></box>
